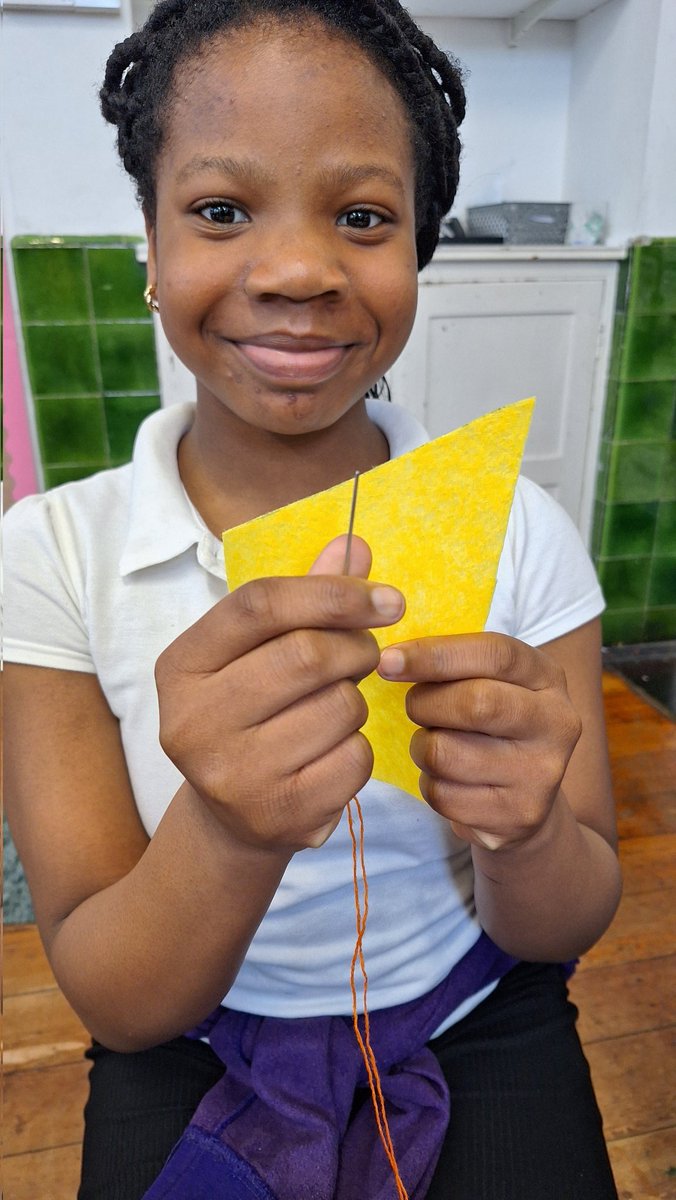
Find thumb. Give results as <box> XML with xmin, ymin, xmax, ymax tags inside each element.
<box><xmin>307</xmin><ymin>535</ymin><xmax>372</xmax><ymax>579</ymax></box>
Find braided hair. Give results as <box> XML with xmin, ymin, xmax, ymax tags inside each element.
<box><xmin>100</xmin><ymin>0</ymin><xmax>466</xmax><ymax>269</ymax></box>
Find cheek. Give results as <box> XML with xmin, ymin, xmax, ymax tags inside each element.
<box><xmin>375</xmin><ymin>261</ymin><xmax>418</xmax><ymax>354</ymax></box>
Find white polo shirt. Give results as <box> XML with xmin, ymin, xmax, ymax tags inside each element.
<box><xmin>3</xmin><ymin>400</ymin><xmax>604</xmax><ymax>1028</ymax></box>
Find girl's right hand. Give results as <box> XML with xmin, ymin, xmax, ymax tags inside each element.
<box><xmin>155</xmin><ymin>536</ymin><xmax>405</xmax><ymax>852</ymax></box>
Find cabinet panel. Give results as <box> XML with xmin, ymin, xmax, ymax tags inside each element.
<box><xmin>388</xmin><ymin>274</ymin><xmax>613</xmax><ymax>542</ymax></box>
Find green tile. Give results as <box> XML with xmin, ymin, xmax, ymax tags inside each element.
<box><xmin>600</xmin><ymin>501</ymin><xmax>658</xmax><ymax>557</ymax></box>
<box><xmin>614</xmin><ymin>254</ymin><xmax>632</xmax><ymax>315</ymax></box>
<box><xmin>22</xmin><ymin>324</ymin><xmax>99</xmax><ymax>396</ymax></box>
<box><xmin>35</xmin><ymin>396</ymin><xmax>108</xmax><ymax>465</ymax></box>
<box><xmin>643</xmin><ymin>606</ymin><xmax>676</xmax><ymax>640</ymax></box>
<box><xmin>615</xmin><ymin>381</ymin><xmax>675</xmax><ymax>441</ymax></box>
<box><xmin>89</xmin><ymin>248</ymin><xmax>149</xmax><ymax>320</ymax></box>
<box><xmin>607</xmin><ymin>312</ymin><xmax>626</xmax><ymax>379</ymax></box>
<box><xmin>12</xmin><ymin>234</ymin><xmax>144</xmax><ymax>250</ymax></box>
<box><xmin>622</xmin><ymin>314</ymin><xmax>676</xmax><ymax>381</ymax></box>
<box><xmin>631</xmin><ymin>240</ymin><xmax>676</xmax><ymax>314</ymax></box>
<box><xmin>601</xmin><ymin>378</ymin><xmax>619</xmax><ymax>440</ymax></box>
<box><xmin>601</xmin><ymin>609</ymin><xmax>645</xmax><ymax>645</ymax></box>
<box><xmin>43</xmin><ymin>463</ymin><xmax>108</xmax><ymax>488</ymax></box>
<box><xmin>607</xmin><ymin>442</ymin><xmax>665</xmax><ymax>503</ymax></box>
<box><xmin>655</xmin><ymin>501</ymin><xmax>676</xmax><ymax>555</ymax></box>
<box><xmin>597</xmin><ymin>557</ymin><xmax>650</xmax><ymax>609</ymax></box>
<box><xmin>647</xmin><ymin>557</ymin><xmax>676</xmax><ymax>606</ymax></box>
<box><xmin>12</xmin><ymin>235</ymin><xmax>83</xmax><ymax>250</ymax></box>
<box><xmin>104</xmin><ymin>394</ymin><xmax>160</xmax><ymax>460</ymax></box>
<box><xmin>590</xmin><ymin>499</ymin><xmax>605</xmax><ymax>561</ymax></box>
<box><xmin>96</xmin><ymin>324</ymin><xmax>159</xmax><ymax>392</ymax></box>
<box><xmin>659</xmin><ymin>442</ymin><xmax>676</xmax><ymax>500</ymax></box>
<box><xmin>14</xmin><ymin>247</ymin><xmax>89</xmax><ymax>322</ymax></box>
<box><xmin>595</xmin><ymin>438</ymin><xmax>612</xmax><ymax>506</ymax></box>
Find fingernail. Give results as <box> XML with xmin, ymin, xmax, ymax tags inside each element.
<box><xmin>371</xmin><ymin>587</ymin><xmax>405</xmax><ymax>619</ymax></box>
<box><xmin>379</xmin><ymin>647</ymin><xmax>405</xmax><ymax>677</ymax></box>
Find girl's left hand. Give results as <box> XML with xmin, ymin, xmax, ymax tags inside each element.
<box><xmin>377</xmin><ymin>632</ymin><xmax>583</xmax><ymax>852</ymax></box>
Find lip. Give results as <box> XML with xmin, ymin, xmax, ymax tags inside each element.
<box><xmin>231</xmin><ymin>334</ymin><xmax>354</xmax><ymax>383</ymax></box>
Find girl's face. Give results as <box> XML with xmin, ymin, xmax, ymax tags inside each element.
<box><xmin>146</xmin><ymin>20</ymin><xmax>419</xmax><ymax>439</ymax></box>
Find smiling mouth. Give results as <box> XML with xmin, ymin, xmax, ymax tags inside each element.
<box><xmin>232</xmin><ymin>339</ymin><xmax>352</xmax><ymax>383</ymax></box>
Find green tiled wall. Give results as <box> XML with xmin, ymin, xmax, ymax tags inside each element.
<box><xmin>592</xmin><ymin>239</ymin><xmax>676</xmax><ymax>644</ymax></box>
<box><xmin>12</xmin><ymin>236</ymin><xmax>161</xmax><ymax>488</ymax></box>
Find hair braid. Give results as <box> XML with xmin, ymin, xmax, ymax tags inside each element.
<box><xmin>382</xmin><ymin>1</ymin><xmax>466</xmax><ymax>235</ymax></box>
<box><xmin>100</xmin><ymin>0</ymin><xmax>197</xmax><ymax>207</ymax></box>
<box><xmin>333</xmin><ymin>0</ymin><xmax>457</xmax><ymax>264</ymax></box>
<box><xmin>378</xmin><ymin>0</ymin><xmax>466</xmax><ymax>124</ymax></box>
<box><xmin>100</xmin><ymin>0</ymin><xmax>466</xmax><ymax>267</ymax></box>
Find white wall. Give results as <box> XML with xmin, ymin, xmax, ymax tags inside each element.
<box><xmin>420</xmin><ymin>17</ymin><xmax>574</xmax><ymax>220</ymax></box>
<box><xmin>1</xmin><ymin>6</ymin><xmax>142</xmax><ymax>240</ymax></box>
<box><xmin>2</xmin><ymin>4</ymin><xmax>674</xmax><ymax>243</ymax></box>
<box><xmin>0</xmin><ymin>12</ymin><xmax>576</xmax><ymax>240</ymax></box>
<box><xmin>639</xmin><ymin>0</ymin><xmax>676</xmax><ymax>236</ymax></box>
<box><xmin>564</xmin><ymin>0</ymin><xmax>676</xmax><ymax>242</ymax></box>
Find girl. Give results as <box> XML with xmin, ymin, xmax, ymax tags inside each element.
<box><xmin>4</xmin><ymin>2</ymin><xmax>622</xmax><ymax>1197</ymax></box>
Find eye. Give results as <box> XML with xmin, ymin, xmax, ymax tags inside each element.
<box><xmin>338</xmin><ymin>209</ymin><xmax>386</xmax><ymax>230</ymax></box>
<box><xmin>195</xmin><ymin>201</ymin><xmax>249</xmax><ymax>225</ymax></box>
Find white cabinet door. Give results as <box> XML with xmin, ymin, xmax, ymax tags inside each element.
<box><xmin>387</xmin><ymin>272</ymin><xmax>614</xmax><ymax>545</ymax></box>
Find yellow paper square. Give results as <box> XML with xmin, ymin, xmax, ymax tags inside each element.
<box><xmin>223</xmin><ymin>398</ymin><xmax>534</xmax><ymax>799</ymax></box>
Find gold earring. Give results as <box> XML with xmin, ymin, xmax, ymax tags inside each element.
<box><xmin>144</xmin><ymin>283</ymin><xmax>160</xmax><ymax>313</ymax></box>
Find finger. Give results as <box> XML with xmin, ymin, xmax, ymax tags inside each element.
<box><xmin>307</xmin><ymin>534</ymin><xmax>372</xmax><ymax>579</ymax></box>
<box><xmin>261</xmin><ymin>679</ymin><xmax>369</xmax><ymax>773</ymax></box>
<box><xmin>225</xmin><ymin>629</ymin><xmax>378</xmax><ymax>726</ymax></box>
<box><xmin>305</xmin><ymin>812</ymin><xmax>344</xmax><ymax>850</ymax></box>
<box><xmin>221</xmin><ymin>730</ymin><xmax>372</xmax><ymax>851</ymax></box>
<box><xmin>406</xmin><ymin>678</ymin><xmax>550</xmax><ymax>740</ymax></box>
<box><xmin>291</xmin><ymin>729</ymin><xmax>374</xmax><ymax>819</ymax></box>
<box><xmin>448</xmin><ymin>822</ymin><xmax>506</xmax><ymax>853</ymax></box>
<box><xmin>160</xmin><ymin>573</ymin><xmax>405</xmax><ymax>676</ymax></box>
<box><xmin>410</xmin><ymin>725</ymin><xmax>515</xmax><ymax>786</ymax></box>
<box><xmin>419</xmin><ymin>773</ymin><xmax>537</xmax><ymax>849</ymax></box>
<box><xmin>418</xmin><ymin>772</ymin><xmax>505</xmax><ymax>828</ymax></box>
<box><xmin>247</xmin><ymin>731</ymin><xmax>373</xmax><ymax>847</ymax></box>
<box><xmin>378</xmin><ymin>633</ymin><xmax>562</xmax><ymax>692</ymax></box>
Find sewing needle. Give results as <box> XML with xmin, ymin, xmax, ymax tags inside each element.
<box><xmin>342</xmin><ymin>470</ymin><xmax>360</xmax><ymax>576</ymax></box>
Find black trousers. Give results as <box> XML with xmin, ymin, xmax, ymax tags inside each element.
<box><xmin>78</xmin><ymin>962</ymin><xmax>618</xmax><ymax>1200</ymax></box>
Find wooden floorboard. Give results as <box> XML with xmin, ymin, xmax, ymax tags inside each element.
<box><xmin>3</xmin><ymin>923</ymin><xmax>58</xmax><ymax>997</ymax></box>
<box><xmin>2</xmin><ymin>1143</ymin><xmax>84</xmax><ymax>1200</ymax></box>
<box><xmin>618</xmin><ymin>834</ymin><xmax>676</xmax><ymax>894</ymax></box>
<box><xmin>583</xmin><ymin>1027</ymin><xmax>675</xmax><ymax>1141</ymax></box>
<box><xmin>606</xmin><ymin>1128</ymin><xmax>676</xmax><ymax>1200</ymax></box>
<box><xmin>3</xmin><ymin>671</ymin><xmax>675</xmax><ymax>1198</ymax></box>
<box><xmin>575</xmin><ymin>886</ymin><xmax>676</xmax><ymax>970</ymax></box>
<box><xmin>4</xmin><ymin>987</ymin><xmax>91</xmax><ymax>1074</ymax></box>
<box><xmin>571</xmin><ymin>956</ymin><xmax>676</xmax><ymax>1043</ymax></box>
<box><xmin>4</xmin><ymin>1061</ymin><xmax>90</xmax><ymax>1157</ymax></box>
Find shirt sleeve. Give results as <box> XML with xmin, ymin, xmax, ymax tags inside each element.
<box><xmin>3</xmin><ymin>492</ymin><xmax>96</xmax><ymax>673</ymax></box>
<box><xmin>506</xmin><ymin>476</ymin><xmax>605</xmax><ymax>647</ymax></box>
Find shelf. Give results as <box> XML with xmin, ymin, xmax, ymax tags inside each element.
<box><xmin>408</xmin><ymin>0</ymin><xmax>612</xmax><ymax>22</ymax></box>
<box><xmin>431</xmin><ymin>244</ymin><xmax>627</xmax><ymax>262</ymax></box>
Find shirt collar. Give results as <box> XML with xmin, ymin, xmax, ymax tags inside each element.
<box><xmin>119</xmin><ymin>399</ymin><xmax>429</xmax><ymax>579</ymax></box>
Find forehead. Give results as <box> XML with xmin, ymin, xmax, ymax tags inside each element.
<box><xmin>161</xmin><ymin>19</ymin><xmax>415</xmax><ymax>182</ymax></box>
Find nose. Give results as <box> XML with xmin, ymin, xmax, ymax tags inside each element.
<box><xmin>243</xmin><ymin>223</ymin><xmax>349</xmax><ymax>303</ymax></box>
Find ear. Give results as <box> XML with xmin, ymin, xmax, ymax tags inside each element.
<box><xmin>143</xmin><ymin>210</ymin><xmax>157</xmax><ymax>285</ymax></box>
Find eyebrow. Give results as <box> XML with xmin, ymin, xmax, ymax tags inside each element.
<box><xmin>176</xmin><ymin>155</ymin><xmax>405</xmax><ymax>195</ymax></box>
<box><xmin>317</xmin><ymin>163</ymin><xmax>405</xmax><ymax>196</ymax></box>
<box><xmin>176</xmin><ymin>156</ymin><xmax>273</xmax><ymax>187</ymax></box>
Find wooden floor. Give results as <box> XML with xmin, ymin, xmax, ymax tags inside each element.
<box><xmin>3</xmin><ymin>672</ymin><xmax>675</xmax><ymax>1199</ymax></box>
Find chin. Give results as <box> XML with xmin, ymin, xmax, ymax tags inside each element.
<box><xmin>253</xmin><ymin>389</ymin><xmax>361</xmax><ymax>435</ymax></box>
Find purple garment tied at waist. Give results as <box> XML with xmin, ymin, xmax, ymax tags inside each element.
<box><xmin>142</xmin><ymin>931</ymin><xmax>517</xmax><ymax>1200</ymax></box>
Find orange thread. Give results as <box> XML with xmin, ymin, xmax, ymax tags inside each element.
<box><xmin>347</xmin><ymin>796</ymin><xmax>409</xmax><ymax>1200</ymax></box>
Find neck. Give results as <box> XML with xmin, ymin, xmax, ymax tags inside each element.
<box><xmin>177</xmin><ymin>392</ymin><xmax>390</xmax><ymax>537</ymax></box>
